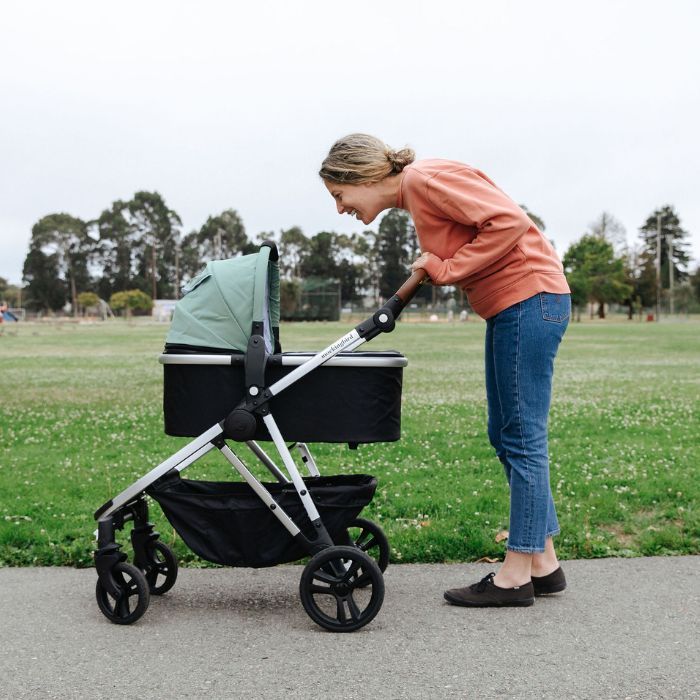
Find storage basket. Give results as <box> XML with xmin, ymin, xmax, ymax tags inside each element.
<box><xmin>147</xmin><ymin>471</ymin><xmax>377</xmax><ymax>567</ymax></box>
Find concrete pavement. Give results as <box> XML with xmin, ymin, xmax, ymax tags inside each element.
<box><xmin>0</xmin><ymin>556</ymin><xmax>698</xmax><ymax>699</ymax></box>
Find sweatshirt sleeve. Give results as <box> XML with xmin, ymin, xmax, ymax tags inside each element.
<box><xmin>418</xmin><ymin>168</ymin><xmax>531</xmax><ymax>285</ymax></box>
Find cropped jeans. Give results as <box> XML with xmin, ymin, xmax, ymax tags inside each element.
<box><xmin>485</xmin><ymin>292</ymin><xmax>570</xmax><ymax>553</ymax></box>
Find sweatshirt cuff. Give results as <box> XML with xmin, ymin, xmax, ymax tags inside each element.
<box><xmin>421</xmin><ymin>255</ymin><xmax>446</xmax><ymax>283</ymax></box>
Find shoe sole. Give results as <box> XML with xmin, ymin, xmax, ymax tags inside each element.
<box><xmin>533</xmin><ymin>584</ymin><xmax>566</xmax><ymax>596</ymax></box>
<box><xmin>443</xmin><ymin>592</ymin><xmax>534</xmax><ymax>607</ymax></box>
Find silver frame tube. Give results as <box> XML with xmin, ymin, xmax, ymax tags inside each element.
<box><xmin>267</xmin><ymin>329</ymin><xmax>366</xmax><ymax>397</ymax></box>
<box><xmin>263</xmin><ymin>414</ymin><xmax>321</xmax><ymax>522</ymax></box>
<box><xmin>296</xmin><ymin>443</ymin><xmax>319</xmax><ymax>477</ymax></box>
<box><xmin>218</xmin><ymin>443</ymin><xmax>300</xmax><ymax>537</ymax></box>
<box><xmin>158</xmin><ymin>353</ymin><xmax>407</xmax><ymax>368</ymax></box>
<box><xmin>97</xmin><ymin>423</ymin><xmax>222</xmax><ymax>521</ymax></box>
<box><xmin>246</xmin><ymin>441</ymin><xmax>289</xmax><ymax>483</ymax></box>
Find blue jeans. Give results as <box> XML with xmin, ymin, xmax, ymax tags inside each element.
<box><xmin>485</xmin><ymin>292</ymin><xmax>570</xmax><ymax>553</ymax></box>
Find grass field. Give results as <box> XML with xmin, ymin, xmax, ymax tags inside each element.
<box><xmin>1</xmin><ymin>318</ymin><xmax>698</xmax><ymax>567</ymax></box>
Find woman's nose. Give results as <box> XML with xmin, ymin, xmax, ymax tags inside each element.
<box><xmin>336</xmin><ymin>201</ymin><xmax>344</xmax><ymax>214</ymax></box>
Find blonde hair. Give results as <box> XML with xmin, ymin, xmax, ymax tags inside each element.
<box><xmin>319</xmin><ymin>133</ymin><xmax>415</xmax><ymax>184</ymax></box>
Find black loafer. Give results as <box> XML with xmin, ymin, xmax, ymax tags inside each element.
<box><xmin>444</xmin><ymin>572</ymin><xmax>535</xmax><ymax>607</ymax></box>
<box><xmin>531</xmin><ymin>566</ymin><xmax>567</xmax><ymax>595</ymax></box>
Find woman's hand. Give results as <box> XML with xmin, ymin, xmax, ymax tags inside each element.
<box><xmin>411</xmin><ymin>251</ymin><xmax>438</xmax><ymax>272</ymax></box>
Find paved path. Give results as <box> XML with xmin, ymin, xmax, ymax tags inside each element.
<box><xmin>1</xmin><ymin>557</ymin><xmax>698</xmax><ymax>699</ymax></box>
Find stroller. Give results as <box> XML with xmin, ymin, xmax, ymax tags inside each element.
<box><xmin>93</xmin><ymin>242</ymin><xmax>426</xmax><ymax>632</ymax></box>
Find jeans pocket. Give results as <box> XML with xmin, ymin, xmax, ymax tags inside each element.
<box><xmin>540</xmin><ymin>293</ymin><xmax>571</xmax><ymax>323</ymax></box>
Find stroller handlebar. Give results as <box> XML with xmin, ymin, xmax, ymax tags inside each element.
<box><xmin>355</xmin><ymin>269</ymin><xmax>430</xmax><ymax>340</ymax></box>
<box><xmin>394</xmin><ymin>269</ymin><xmax>429</xmax><ymax>305</ymax></box>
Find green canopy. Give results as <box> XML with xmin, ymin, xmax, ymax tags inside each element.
<box><xmin>166</xmin><ymin>246</ymin><xmax>280</xmax><ymax>352</ymax></box>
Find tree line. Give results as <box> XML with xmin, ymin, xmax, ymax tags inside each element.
<box><xmin>7</xmin><ymin>190</ymin><xmax>699</xmax><ymax>317</ymax></box>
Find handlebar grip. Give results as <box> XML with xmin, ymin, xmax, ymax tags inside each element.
<box><xmin>395</xmin><ymin>269</ymin><xmax>429</xmax><ymax>304</ymax></box>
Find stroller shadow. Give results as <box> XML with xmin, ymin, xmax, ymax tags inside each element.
<box><xmin>142</xmin><ymin>567</ymin><xmax>307</xmax><ymax>627</ymax></box>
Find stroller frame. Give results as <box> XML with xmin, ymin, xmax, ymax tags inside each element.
<box><xmin>93</xmin><ymin>242</ymin><xmax>426</xmax><ymax>632</ymax></box>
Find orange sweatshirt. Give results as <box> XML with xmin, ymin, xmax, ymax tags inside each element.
<box><xmin>397</xmin><ymin>159</ymin><xmax>570</xmax><ymax>319</ymax></box>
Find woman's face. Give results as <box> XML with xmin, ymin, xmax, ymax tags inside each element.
<box><xmin>324</xmin><ymin>180</ymin><xmax>386</xmax><ymax>225</ymax></box>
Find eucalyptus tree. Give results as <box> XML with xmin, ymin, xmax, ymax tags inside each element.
<box><xmin>375</xmin><ymin>209</ymin><xmax>419</xmax><ymax>300</ymax></box>
<box><xmin>197</xmin><ymin>209</ymin><xmax>253</xmax><ymax>262</ymax></box>
<box><xmin>25</xmin><ymin>213</ymin><xmax>93</xmax><ymax>314</ymax></box>
<box><xmin>97</xmin><ymin>192</ymin><xmax>181</xmax><ymax>299</ymax></box>
<box><xmin>279</xmin><ymin>226</ymin><xmax>309</xmax><ymax>280</ymax></box>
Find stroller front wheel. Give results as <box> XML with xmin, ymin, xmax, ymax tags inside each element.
<box><xmin>299</xmin><ymin>545</ymin><xmax>384</xmax><ymax>632</ymax></box>
<box><xmin>96</xmin><ymin>562</ymin><xmax>150</xmax><ymax>625</ymax></box>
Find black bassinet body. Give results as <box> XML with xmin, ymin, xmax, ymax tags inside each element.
<box><xmin>147</xmin><ymin>471</ymin><xmax>377</xmax><ymax>567</ymax></box>
<box><xmin>161</xmin><ymin>347</ymin><xmax>406</xmax><ymax>444</ymax></box>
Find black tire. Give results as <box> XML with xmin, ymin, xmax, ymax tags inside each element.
<box><xmin>143</xmin><ymin>541</ymin><xmax>178</xmax><ymax>596</ymax></box>
<box><xmin>96</xmin><ymin>562</ymin><xmax>150</xmax><ymax>625</ymax></box>
<box><xmin>299</xmin><ymin>545</ymin><xmax>384</xmax><ymax>632</ymax></box>
<box><xmin>341</xmin><ymin>517</ymin><xmax>390</xmax><ymax>574</ymax></box>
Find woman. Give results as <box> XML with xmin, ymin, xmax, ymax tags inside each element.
<box><xmin>319</xmin><ymin>134</ymin><xmax>570</xmax><ymax>607</ymax></box>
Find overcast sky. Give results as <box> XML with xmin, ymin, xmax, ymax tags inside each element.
<box><xmin>1</xmin><ymin>0</ymin><xmax>699</xmax><ymax>285</ymax></box>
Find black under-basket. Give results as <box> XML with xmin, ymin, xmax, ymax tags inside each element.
<box><xmin>147</xmin><ymin>471</ymin><xmax>377</xmax><ymax>568</ymax></box>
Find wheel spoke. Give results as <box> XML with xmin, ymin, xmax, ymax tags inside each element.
<box><xmin>309</xmin><ymin>584</ymin><xmax>333</xmax><ymax>595</ymax></box>
<box><xmin>359</xmin><ymin>536</ymin><xmax>377</xmax><ymax>552</ymax></box>
<box><xmin>341</xmin><ymin>561</ymin><xmax>361</xmax><ymax>584</ymax></box>
<box><xmin>313</xmin><ymin>569</ymin><xmax>340</xmax><ymax>585</ymax></box>
<box><xmin>116</xmin><ymin>591</ymin><xmax>131</xmax><ymax>617</ymax></box>
<box><xmin>354</xmin><ymin>529</ymin><xmax>371</xmax><ymax>546</ymax></box>
<box><xmin>347</xmin><ymin>594</ymin><xmax>362</xmax><ymax>621</ymax></box>
<box><xmin>350</xmin><ymin>571</ymin><xmax>373</xmax><ymax>590</ymax></box>
<box><xmin>335</xmin><ymin>596</ymin><xmax>346</xmax><ymax>623</ymax></box>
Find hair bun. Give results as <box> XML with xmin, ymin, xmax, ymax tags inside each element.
<box><xmin>386</xmin><ymin>147</ymin><xmax>416</xmax><ymax>173</ymax></box>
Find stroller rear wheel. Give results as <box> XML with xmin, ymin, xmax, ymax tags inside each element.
<box><xmin>299</xmin><ymin>545</ymin><xmax>384</xmax><ymax>632</ymax></box>
<box><xmin>142</xmin><ymin>541</ymin><xmax>178</xmax><ymax>596</ymax></box>
<box><xmin>341</xmin><ymin>517</ymin><xmax>390</xmax><ymax>575</ymax></box>
<box><xmin>95</xmin><ymin>562</ymin><xmax>150</xmax><ymax>625</ymax></box>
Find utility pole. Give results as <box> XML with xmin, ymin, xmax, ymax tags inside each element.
<box><xmin>655</xmin><ymin>214</ymin><xmax>661</xmax><ymax>322</ymax></box>
<box><xmin>152</xmin><ymin>240</ymin><xmax>157</xmax><ymax>301</ymax></box>
<box><xmin>175</xmin><ymin>243</ymin><xmax>180</xmax><ymax>299</ymax></box>
<box><xmin>668</xmin><ymin>235</ymin><xmax>674</xmax><ymax>315</ymax></box>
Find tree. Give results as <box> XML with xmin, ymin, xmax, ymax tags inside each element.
<box><xmin>96</xmin><ymin>192</ymin><xmax>182</xmax><ymax>300</ymax></box>
<box><xmin>638</xmin><ymin>206</ymin><xmax>692</xmax><ymax>290</ymax></box>
<box><xmin>95</xmin><ymin>199</ymin><xmax>137</xmax><ymax>299</ymax></box>
<box><xmin>351</xmin><ymin>229</ymin><xmax>380</xmax><ymax>302</ymax></box>
<box><xmin>0</xmin><ymin>278</ymin><xmax>22</xmax><ymax>307</ymax></box>
<box><xmin>197</xmin><ymin>209</ymin><xmax>253</xmax><ymax>262</ymax></box>
<box><xmin>279</xmin><ymin>226</ymin><xmax>309</xmax><ymax>280</ymax></box>
<box><xmin>300</xmin><ymin>231</ymin><xmax>339</xmax><ymax>279</ymax></box>
<box><xmin>77</xmin><ymin>291</ymin><xmax>100</xmax><ymax>315</ymax></box>
<box><xmin>375</xmin><ymin>209</ymin><xmax>418</xmax><ymax>299</ymax></box>
<box><xmin>177</xmin><ymin>230</ymin><xmax>203</xmax><ymax>285</ymax></box>
<box><xmin>563</xmin><ymin>235</ymin><xmax>632</xmax><ymax>319</ymax></box>
<box><xmin>129</xmin><ymin>191</ymin><xmax>182</xmax><ymax>300</ymax></box>
<box><xmin>589</xmin><ymin>211</ymin><xmax>627</xmax><ymax>254</ymax></box>
<box><xmin>22</xmin><ymin>248</ymin><xmax>65</xmax><ymax>311</ymax></box>
<box><xmin>27</xmin><ymin>213</ymin><xmax>93</xmax><ymax>315</ymax></box>
<box><xmin>110</xmin><ymin>289</ymin><xmax>153</xmax><ymax>318</ymax></box>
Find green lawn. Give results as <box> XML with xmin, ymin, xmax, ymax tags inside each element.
<box><xmin>1</xmin><ymin>318</ymin><xmax>698</xmax><ymax>567</ymax></box>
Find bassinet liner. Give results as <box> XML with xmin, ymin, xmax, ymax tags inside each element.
<box><xmin>161</xmin><ymin>346</ymin><xmax>406</xmax><ymax>444</ymax></box>
<box><xmin>147</xmin><ymin>471</ymin><xmax>377</xmax><ymax>567</ymax></box>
